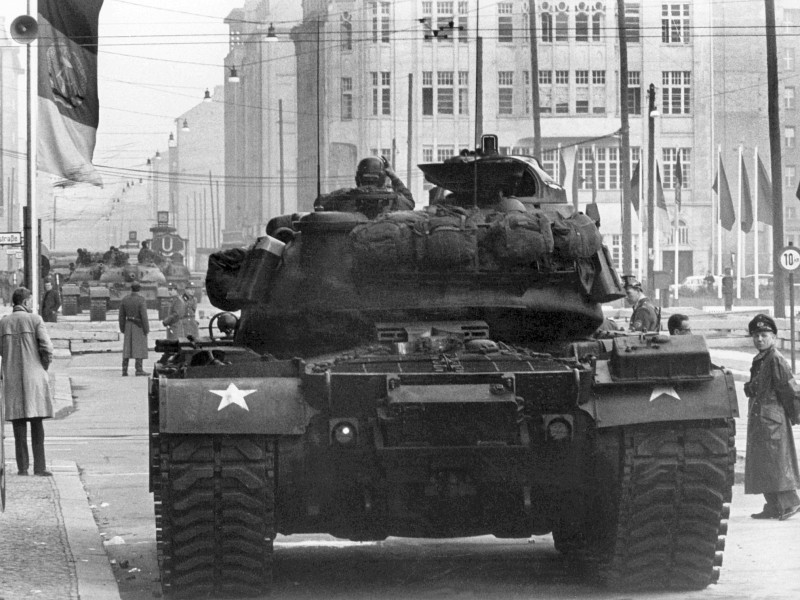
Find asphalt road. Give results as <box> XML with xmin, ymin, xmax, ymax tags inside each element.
<box><xmin>38</xmin><ymin>352</ymin><xmax>800</xmax><ymax>600</ymax></box>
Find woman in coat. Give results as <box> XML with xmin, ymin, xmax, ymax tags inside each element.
<box><xmin>744</xmin><ymin>314</ymin><xmax>800</xmax><ymax>520</ymax></box>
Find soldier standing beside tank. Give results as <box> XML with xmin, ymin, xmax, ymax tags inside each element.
<box><xmin>314</xmin><ymin>156</ymin><xmax>414</xmax><ymax>217</ymax></box>
<box><xmin>40</xmin><ymin>277</ymin><xmax>61</xmax><ymax>323</ymax></box>
<box><xmin>162</xmin><ymin>283</ymin><xmax>186</xmax><ymax>340</ymax></box>
<box><xmin>744</xmin><ymin>314</ymin><xmax>800</xmax><ymax>520</ymax></box>
<box><xmin>182</xmin><ymin>285</ymin><xmax>199</xmax><ymax>339</ymax></box>
<box><xmin>622</xmin><ymin>276</ymin><xmax>659</xmax><ymax>332</ymax></box>
<box><xmin>119</xmin><ymin>282</ymin><xmax>149</xmax><ymax>376</ymax></box>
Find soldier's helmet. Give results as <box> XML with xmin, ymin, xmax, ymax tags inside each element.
<box><xmin>622</xmin><ymin>275</ymin><xmax>643</xmax><ymax>291</ymax></box>
<box><xmin>218</xmin><ymin>312</ymin><xmax>237</xmax><ymax>336</ymax></box>
<box><xmin>355</xmin><ymin>157</ymin><xmax>386</xmax><ymax>187</ymax></box>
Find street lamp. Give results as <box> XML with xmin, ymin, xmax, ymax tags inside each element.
<box><xmin>203</xmin><ymin>88</ymin><xmax>212</xmax><ymax>102</ymax></box>
<box><xmin>228</xmin><ymin>65</ymin><xmax>240</xmax><ymax>83</ymax></box>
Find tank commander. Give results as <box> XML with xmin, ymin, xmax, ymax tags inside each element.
<box><xmin>314</xmin><ymin>156</ymin><xmax>414</xmax><ymax>218</ymax></box>
<box><xmin>667</xmin><ymin>313</ymin><xmax>691</xmax><ymax>335</ymax></box>
<box><xmin>138</xmin><ymin>241</ymin><xmax>158</xmax><ymax>265</ymax></box>
<box><xmin>623</xmin><ymin>275</ymin><xmax>659</xmax><ymax>332</ymax></box>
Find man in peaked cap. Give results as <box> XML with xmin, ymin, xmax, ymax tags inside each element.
<box><xmin>744</xmin><ymin>313</ymin><xmax>800</xmax><ymax>520</ymax></box>
<box><xmin>119</xmin><ymin>281</ymin><xmax>149</xmax><ymax>376</ymax></box>
<box><xmin>622</xmin><ymin>275</ymin><xmax>659</xmax><ymax>332</ymax></box>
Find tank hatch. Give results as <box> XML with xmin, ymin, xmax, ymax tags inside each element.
<box><xmin>418</xmin><ymin>155</ymin><xmax>566</xmax><ymax>204</ymax></box>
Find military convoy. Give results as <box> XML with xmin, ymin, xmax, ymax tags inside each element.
<box><xmin>148</xmin><ymin>140</ymin><xmax>738</xmax><ymax>598</ymax></box>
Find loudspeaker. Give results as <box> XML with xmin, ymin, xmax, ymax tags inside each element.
<box><xmin>9</xmin><ymin>15</ymin><xmax>38</xmax><ymax>44</ymax></box>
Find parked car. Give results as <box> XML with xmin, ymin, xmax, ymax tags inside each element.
<box><xmin>670</xmin><ymin>275</ymin><xmax>720</xmax><ymax>294</ymax></box>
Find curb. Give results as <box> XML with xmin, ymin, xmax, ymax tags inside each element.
<box><xmin>53</xmin><ymin>462</ymin><xmax>122</xmax><ymax>600</ymax></box>
<box><xmin>52</xmin><ymin>368</ymin><xmax>76</xmax><ymax>419</ymax></box>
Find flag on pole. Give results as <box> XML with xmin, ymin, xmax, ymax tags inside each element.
<box><xmin>712</xmin><ymin>161</ymin><xmax>735</xmax><ymax>231</ymax></box>
<box><xmin>571</xmin><ymin>147</ymin><xmax>581</xmax><ymax>210</ymax></box>
<box><xmin>756</xmin><ymin>155</ymin><xmax>773</xmax><ymax>225</ymax></box>
<box><xmin>38</xmin><ymin>0</ymin><xmax>104</xmax><ymax>186</ymax></box>
<box><xmin>558</xmin><ymin>148</ymin><xmax>567</xmax><ymax>186</ymax></box>
<box><xmin>630</xmin><ymin>160</ymin><xmax>640</xmax><ymax>214</ymax></box>
<box><xmin>740</xmin><ymin>154</ymin><xmax>753</xmax><ymax>233</ymax></box>
<box><xmin>674</xmin><ymin>153</ymin><xmax>683</xmax><ymax>211</ymax></box>
<box><xmin>656</xmin><ymin>163</ymin><xmax>667</xmax><ymax>211</ymax></box>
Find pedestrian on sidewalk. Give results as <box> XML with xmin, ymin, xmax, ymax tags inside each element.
<box><xmin>722</xmin><ymin>268</ymin><xmax>734</xmax><ymax>312</ymax></box>
<box><xmin>0</xmin><ymin>287</ymin><xmax>54</xmax><ymax>476</ymax></box>
<box><xmin>744</xmin><ymin>314</ymin><xmax>800</xmax><ymax>520</ymax></box>
<box><xmin>40</xmin><ymin>276</ymin><xmax>61</xmax><ymax>323</ymax></box>
<box><xmin>162</xmin><ymin>283</ymin><xmax>186</xmax><ymax>341</ymax></box>
<box><xmin>119</xmin><ymin>282</ymin><xmax>149</xmax><ymax>376</ymax></box>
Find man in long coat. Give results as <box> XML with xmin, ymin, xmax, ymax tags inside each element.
<box><xmin>41</xmin><ymin>277</ymin><xmax>61</xmax><ymax>322</ymax></box>
<box><xmin>744</xmin><ymin>314</ymin><xmax>800</xmax><ymax>520</ymax></box>
<box><xmin>119</xmin><ymin>282</ymin><xmax>149</xmax><ymax>376</ymax></box>
<box><xmin>162</xmin><ymin>283</ymin><xmax>186</xmax><ymax>340</ymax></box>
<box><xmin>1</xmin><ymin>287</ymin><xmax>54</xmax><ymax>476</ymax></box>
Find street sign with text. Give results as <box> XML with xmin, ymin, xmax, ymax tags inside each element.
<box><xmin>0</xmin><ymin>232</ymin><xmax>22</xmax><ymax>245</ymax></box>
<box><xmin>779</xmin><ymin>246</ymin><xmax>800</xmax><ymax>272</ymax></box>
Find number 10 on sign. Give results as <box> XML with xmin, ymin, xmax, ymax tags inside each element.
<box><xmin>780</xmin><ymin>246</ymin><xmax>800</xmax><ymax>272</ymax></box>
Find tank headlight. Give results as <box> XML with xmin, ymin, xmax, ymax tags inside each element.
<box><xmin>545</xmin><ymin>416</ymin><xmax>572</xmax><ymax>442</ymax></box>
<box><xmin>331</xmin><ymin>420</ymin><xmax>358</xmax><ymax>446</ymax></box>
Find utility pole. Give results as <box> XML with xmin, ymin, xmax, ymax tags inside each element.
<box><xmin>647</xmin><ymin>84</ymin><xmax>656</xmax><ymax>298</ymax></box>
<box><xmin>765</xmin><ymin>0</ymin><xmax>786</xmax><ymax>317</ymax></box>
<box><xmin>279</xmin><ymin>99</ymin><xmax>285</xmax><ymax>215</ymax></box>
<box><xmin>474</xmin><ymin>3</ymin><xmax>483</xmax><ymax>148</ymax></box>
<box><xmin>528</xmin><ymin>1</ymin><xmax>541</xmax><ymax>156</ymax></box>
<box><xmin>616</xmin><ymin>0</ymin><xmax>633</xmax><ymax>274</ymax></box>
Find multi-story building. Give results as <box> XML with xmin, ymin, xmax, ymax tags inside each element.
<box><xmin>222</xmin><ymin>0</ymin><xmax>794</xmax><ymax>289</ymax></box>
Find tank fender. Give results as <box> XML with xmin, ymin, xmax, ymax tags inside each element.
<box><xmin>158</xmin><ymin>376</ymin><xmax>316</xmax><ymax>434</ymax></box>
<box><xmin>583</xmin><ymin>368</ymin><xmax>739</xmax><ymax>428</ymax></box>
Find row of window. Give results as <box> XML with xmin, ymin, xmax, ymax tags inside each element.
<box><xmin>339</xmin><ymin>70</ymin><xmax>690</xmax><ymax>119</ymax></box>
<box><xmin>338</xmin><ymin>3</ymin><xmax>691</xmax><ymax>48</ymax></box>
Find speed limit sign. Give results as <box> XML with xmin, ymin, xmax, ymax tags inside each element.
<box><xmin>779</xmin><ymin>246</ymin><xmax>800</xmax><ymax>272</ymax></box>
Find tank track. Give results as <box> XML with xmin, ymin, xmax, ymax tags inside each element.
<box><xmin>588</xmin><ymin>419</ymin><xmax>735</xmax><ymax>590</ymax></box>
<box><xmin>156</xmin><ymin>435</ymin><xmax>275</xmax><ymax>598</ymax></box>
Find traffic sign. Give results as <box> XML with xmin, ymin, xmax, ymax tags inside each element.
<box><xmin>779</xmin><ymin>246</ymin><xmax>800</xmax><ymax>272</ymax></box>
<box><xmin>0</xmin><ymin>232</ymin><xmax>22</xmax><ymax>245</ymax></box>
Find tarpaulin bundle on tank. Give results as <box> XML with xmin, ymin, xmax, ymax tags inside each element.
<box><xmin>551</xmin><ymin>212</ymin><xmax>603</xmax><ymax>259</ymax></box>
<box><xmin>484</xmin><ymin>210</ymin><xmax>554</xmax><ymax>266</ymax></box>
<box><xmin>205</xmin><ymin>248</ymin><xmax>247</xmax><ymax>311</ymax></box>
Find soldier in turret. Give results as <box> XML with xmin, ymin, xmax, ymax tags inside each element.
<box><xmin>314</xmin><ymin>156</ymin><xmax>414</xmax><ymax>218</ymax></box>
<box><xmin>623</xmin><ymin>276</ymin><xmax>660</xmax><ymax>332</ymax></box>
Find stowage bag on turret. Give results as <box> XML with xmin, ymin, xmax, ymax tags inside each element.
<box><xmin>485</xmin><ymin>210</ymin><xmax>554</xmax><ymax>266</ymax></box>
<box><xmin>552</xmin><ymin>212</ymin><xmax>603</xmax><ymax>259</ymax></box>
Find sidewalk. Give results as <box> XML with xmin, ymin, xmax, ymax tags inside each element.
<box><xmin>1</xmin><ymin>371</ymin><xmax>120</xmax><ymax>600</ymax></box>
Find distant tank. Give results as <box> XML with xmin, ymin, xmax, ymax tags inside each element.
<box><xmin>149</xmin><ymin>137</ymin><xmax>737</xmax><ymax>598</ymax></box>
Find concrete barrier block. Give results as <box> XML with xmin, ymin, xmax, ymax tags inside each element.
<box><xmin>52</xmin><ymin>348</ymin><xmax>72</xmax><ymax>359</ymax></box>
<box><xmin>52</xmin><ymin>339</ymin><xmax>71</xmax><ymax>349</ymax></box>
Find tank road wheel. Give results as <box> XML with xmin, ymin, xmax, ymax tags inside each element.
<box><xmin>157</xmin><ymin>435</ymin><xmax>276</xmax><ymax>598</ymax></box>
<box><xmin>585</xmin><ymin>419</ymin><xmax>735</xmax><ymax>591</ymax></box>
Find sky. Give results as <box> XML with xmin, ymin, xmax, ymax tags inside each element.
<box><xmin>0</xmin><ymin>0</ymin><xmax>247</xmax><ymax>252</ymax></box>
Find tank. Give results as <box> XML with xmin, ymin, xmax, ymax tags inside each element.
<box><xmin>149</xmin><ymin>142</ymin><xmax>737</xmax><ymax>598</ymax></box>
<box><xmin>100</xmin><ymin>263</ymin><xmax>166</xmax><ymax>310</ymax></box>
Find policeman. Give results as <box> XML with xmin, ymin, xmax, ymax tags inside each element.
<box><xmin>314</xmin><ymin>156</ymin><xmax>414</xmax><ymax>217</ymax></box>
<box><xmin>623</xmin><ymin>275</ymin><xmax>659</xmax><ymax>332</ymax></box>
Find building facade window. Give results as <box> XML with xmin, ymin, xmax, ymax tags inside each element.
<box><xmin>592</xmin><ymin>70</ymin><xmax>606</xmax><ymax>114</ymax></box>
<box><xmin>785</xmin><ymin>86</ymin><xmax>796</xmax><ymax>110</ymax></box>
<box><xmin>435</xmin><ymin>1</ymin><xmax>454</xmax><ymax>44</ymax></box>
<box><xmin>541</xmin><ymin>11</ymin><xmax>553</xmax><ymax>42</ymax></box>
<box><xmin>498</xmin><ymin>2</ymin><xmax>513</xmax><ymax>43</ymax></box>
<box><xmin>576</xmin><ymin>70</ymin><xmax>589</xmax><ymax>85</ymax></box>
<box><xmin>369</xmin><ymin>1</ymin><xmax>390</xmax><ymax>43</ymax></box>
<box><xmin>437</xmin><ymin>71</ymin><xmax>454</xmax><ymax>114</ymax></box>
<box><xmin>539</xmin><ymin>70</ymin><xmax>552</xmax><ymax>113</ymax></box>
<box><xmin>555</xmin><ymin>70</ymin><xmax>569</xmax><ymax>113</ymax></box>
<box><xmin>422</xmin><ymin>71</ymin><xmax>433</xmax><ymax>115</ymax></box>
<box><xmin>498</xmin><ymin>71</ymin><xmax>514</xmax><ymax>115</ymax></box>
<box><xmin>627</xmin><ymin>71</ymin><xmax>642</xmax><ymax>114</ymax></box>
<box><xmin>625</xmin><ymin>2</ymin><xmax>641</xmax><ymax>42</ymax></box>
<box><xmin>437</xmin><ymin>145</ymin><xmax>455</xmax><ymax>162</ymax></box>
<box><xmin>592</xmin><ymin>9</ymin><xmax>603</xmax><ymax>41</ymax></box>
<box><xmin>422</xmin><ymin>145</ymin><xmax>434</xmax><ymax>163</ymax></box>
<box><xmin>341</xmin><ymin>77</ymin><xmax>353</xmax><ymax>120</ymax></box>
<box><xmin>611</xmin><ymin>234</ymin><xmax>640</xmax><ymax>271</ymax></box>
<box><xmin>786</xmin><ymin>126</ymin><xmax>796</xmax><ymax>148</ymax></box>
<box><xmin>458</xmin><ymin>1</ymin><xmax>468</xmax><ymax>43</ymax></box>
<box><xmin>578</xmin><ymin>147</ymin><xmax>596</xmax><ymax>190</ymax></box>
<box><xmin>668</xmin><ymin>220</ymin><xmax>689</xmax><ymax>246</ymax></box>
<box><xmin>576</xmin><ymin>9</ymin><xmax>589</xmax><ymax>42</ymax></box>
<box><xmin>596</xmin><ymin>147</ymin><xmax>620</xmax><ymax>190</ymax></box>
<box><xmin>662</xmin><ymin>148</ymin><xmax>691</xmax><ymax>188</ymax></box>
<box><xmin>340</xmin><ymin>13</ymin><xmax>353</xmax><ymax>51</ymax></box>
<box><xmin>555</xmin><ymin>6</ymin><xmax>568</xmax><ymax>41</ymax></box>
<box><xmin>372</xmin><ymin>71</ymin><xmax>391</xmax><ymax>115</ymax></box>
<box><xmin>784</xmin><ymin>47</ymin><xmax>796</xmax><ymax>70</ymax></box>
<box><xmin>370</xmin><ymin>146</ymin><xmax>391</xmax><ymax>158</ymax></box>
<box><xmin>785</xmin><ymin>165</ymin><xmax>796</xmax><ymax>189</ymax></box>
<box><xmin>458</xmin><ymin>71</ymin><xmax>469</xmax><ymax>115</ymax></box>
<box><xmin>662</xmin><ymin>3</ymin><xmax>690</xmax><ymax>44</ymax></box>
<box><xmin>662</xmin><ymin>71</ymin><xmax>691</xmax><ymax>114</ymax></box>
<box><xmin>541</xmin><ymin>149</ymin><xmax>560</xmax><ymax>181</ymax></box>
